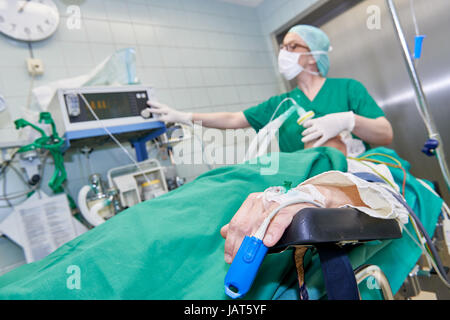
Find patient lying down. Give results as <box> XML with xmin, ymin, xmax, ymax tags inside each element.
<box><xmin>221</xmin><ymin>137</ymin><xmax>407</xmax><ymax>264</ymax></box>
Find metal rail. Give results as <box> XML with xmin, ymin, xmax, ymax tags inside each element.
<box><xmin>386</xmin><ymin>0</ymin><xmax>450</xmax><ymax>192</ymax></box>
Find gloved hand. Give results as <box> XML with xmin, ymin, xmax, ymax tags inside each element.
<box><xmin>142</xmin><ymin>101</ymin><xmax>193</xmax><ymax>126</ymax></box>
<box><xmin>301</xmin><ymin>111</ymin><xmax>355</xmax><ymax>148</ymax></box>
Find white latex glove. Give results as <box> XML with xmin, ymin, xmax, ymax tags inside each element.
<box><xmin>301</xmin><ymin>111</ymin><xmax>355</xmax><ymax>148</ymax></box>
<box><xmin>142</xmin><ymin>101</ymin><xmax>193</xmax><ymax>126</ymax></box>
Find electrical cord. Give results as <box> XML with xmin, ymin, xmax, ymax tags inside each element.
<box><xmin>402</xmin><ymin>224</ymin><xmax>450</xmax><ymax>289</ymax></box>
<box><xmin>410</xmin><ymin>0</ymin><xmax>420</xmax><ymax>37</ymax></box>
<box><xmin>349</xmin><ymin>153</ymin><xmax>450</xmax><ymax>287</ymax></box>
<box><xmin>0</xmin><ymin>149</ymin><xmax>20</xmax><ymax>207</ymax></box>
<box><xmin>79</xmin><ymin>93</ymin><xmax>153</xmax><ymax>185</ymax></box>
<box><xmin>405</xmin><ymin>204</ymin><xmax>449</xmax><ymax>284</ymax></box>
<box><xmin>0</xmin><ymin>150</ymin><xmax>49</xmax><ymax>206</ymax></box>
<box><xmin>2</xmin><ymin>163</ymin><xmax>11</xmax><ymax>207</ymax></box>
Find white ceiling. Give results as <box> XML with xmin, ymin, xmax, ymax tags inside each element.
<box><xmin>218</xmin><ymin>0</ymin><xmax>264</xmax><ymax>7</ymax></box>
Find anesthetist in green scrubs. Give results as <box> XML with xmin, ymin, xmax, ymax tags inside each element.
<box><xmin>144</xmin><ymin>25</ymin><xmax>393</xmax><ymax>152</ymax></box>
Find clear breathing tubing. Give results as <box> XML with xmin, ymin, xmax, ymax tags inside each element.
<box><xmin>269</xmin><ymin>97</ymin><xmax>309</xmax><ymax>124</ymax></box>
<box><xmin>244</xmin><ymin>98</ymin><xmax>312</xmax><ymax>162</ymax></box>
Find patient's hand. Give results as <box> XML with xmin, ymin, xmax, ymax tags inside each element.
<box><xmin>220</xmin><ymin>193</ymin><xmax>316</xmax><ymax>264</ymax></box>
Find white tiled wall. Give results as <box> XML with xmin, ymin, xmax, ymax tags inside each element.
<box><xmin>0</xmin><ymin>0</ymin><xmax>286</xmax><ymax>205</ymax></box>
<box><xmin>0</xmin><ymin>0</ymin><xmax>325</xmax><ymax>210</ymax></box>
<box><xmin>0</xmin><ymin>0</ymin><xmax>320</xmax><ymax>274</ymax></box>
<box><xmin>257</xmin><ymin>0</ymin><xmax>320</xmax><ymax>35</ymax></box>
<box><xmin>256</xmin><ymin>0</ymin><xmax>320</xmax><ymax>71</ymax></box>
<box><xmin>1</xmin><ymin>0</ymin><xmax>284</xmax><ymax>132</ymax></box>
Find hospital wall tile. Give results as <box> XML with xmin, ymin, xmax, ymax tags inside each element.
<box><xmin>190</xmin><ymin>87</ymin><xmax>212</xmax><ymax>108</ymax></box>
<box><xmin>188</xmin><ymin>30</ymin><xmax>211</xmax><ymax>49</ymax></box>
<box><xmin>2</xmin><ymin>96</ymin><xmax>27</xmax><ymax>120</ymax></box>
<box><xmin>109</xmin><ymin>22</ymin><xmax>137</xmax><ymax>45</ymax></box>
<box><xmin>133</xmin><ymin>24</ymin><xmax>157</xmax><ymax>46</ymax></box>
<box><xmin>0</xmin><ymin>73</ymin><xmax>4</xmax><ymax>93</ymax></box>
<box><xmin>154</xmin><ymin>26</ymin><xmax>184</xmax><ymax>47</ymax></box>
<box><xmin>138</xmin><ymin>46</ymin><xmax>164</xmax><ymax>67</ymax></box>
<box><xmin>159</xmin><ymin>47</ymin><xmax>184</xmax><ymax>68</ymax></box>
<box><xmin>1</xmin><ymin>67</ymin><xmax>31</xmax><ymax>98</ymax></box>
<box><xmin>153</xmin><ymin>88</ymin><xmax>174</xmax><ymax>106</ymax></box>
<box><xmin>84</xmin><ymin>20</ymin><xmax>114</xmax><ymax>44</ymax></box>
<box><xmin>0</xmin><ymin>0</ymin><xmax>294</xmax><ymax>203</ymax></box>
<box><xmin>166</xmin><ymin>8</ymin><xmax>191</xmax><ymax>29</ymax></box>
<box><xmin>76</xmin><ymin>0</ymin><xmax>108</xmax><ymax>20</ymax></box>
<box><xmin>148</xmin><ymin>0</ymin><xmax>184</xmax><ymax>11</ymax></box>
<box><xmin>104</xmin><ymin>0</ymin><xmax>131</xmax><ymax>23</ymax></box>
<box><xmin>216</xmin><ymin>68</ymin><xmax>235</xmax><ymax>86</ymax></box>
<box><xmin>172</xmin><ymin>29</ymin><xmax>193</xmax><ymax>48</ymax></box>
<box><xmin>230</xmin><ymin>69</ymin><xmax>248</xmax><ymax>86</ymax></box>
<box><xmin>172</xmin><ymin>88</ymin><xmax>194</xmax><ymax>110</ymax></box>
<box><xmin>165</xmin><ymin>69</ymin><xmax>188</xmax><ymax>89</ymax></box>
<box><xmin>60</xmin><ymin>42</ymin><xmax>94</xmax><ymax>67</ymax></box>
<box><xmin>257</xmin><ymin>0</ymin><xmax>320</xmax><ymax>35</ymax></box>
<box><xmin>184</xmin><ymin>68</ymin><xmax>205</xmax><ymax>87</ymax></box>
<box><xmin>66</xmin><ymin>65</ymin><xmax>95</xmax><ymax>78</ymax></box>
<box><xmin>196</xmin><ymin>49</ymin><xmax>217</xmax><ymax>68</ymax></box>
<box><xmin>147</xmin><ymin>6</ymin><xmax>172</xmax><ymax>27</ymax></box>
<box><xmin>32</xmin><ymin>67</ymin><xmax>69</xmax><ymax>89</ymax></box>
<box><xmin>206</xmin><ymin>87</ymin><xmax>227</xmax><ymax>107</ymax></box>
<box><xmin>236</xmin><ymin>85</ymin><xmax>257</xmax><ymax>104</ymax></box>
<box><xmin>201</xmin><ymin>68</ymin><xmax>221</xmax><ymax>87</ymax></box>
<box><xmin>127</xmin><ymin>3</ymin><xmax>152</xmax><ymax>25</ymax></box>
<box><xmin>220</xmin><ymin>87</ymin><xmax>240</xmax><ymax>105</ymax></box>
<box><xmin>28</xmin><ymin>41</ymin><xmax>65</xmax><ymax>68</ymax></box>
<box><xmin>0</xmin><ymin>40</ymin><xmax>29</xmax><ymax>68</ymax></box>
<box><xmin>139</xmin><ymin>67</ymin><xmax>169</xmax><ymax>89</ymax></box>
<box><xmin>127</xmin><ymin>0</ymin><xmax>148</xmax><ymax>5</ymax></box>
<box><xmin>90</xmin><ymin>43</ymin><xmax>120</xmax><ymax>66</ymax></box>
<box><xmin>55</xmin><ymin>17</ymin><xmax>89</xmax><ymax>43</ymax></box>
<box><xmin>176</xmin><ymin>48</ymin><xmax>199</xmax><ymax>68</ymax></box>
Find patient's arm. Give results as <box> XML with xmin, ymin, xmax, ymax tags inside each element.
<box><xmin>221</xmin><ymin>136</ymin><xmax>353</xmax><ymax>263</ymax></box>
<box><xmin>221</xmin><ymin>183</ymin><xmax>365</xmax><ymax>264</ymax></box>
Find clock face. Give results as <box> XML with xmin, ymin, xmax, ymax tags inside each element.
<box><xmin>0</xmin><ymin>0</ymin><xmax>60</xmax><ymax>42</ymax></box>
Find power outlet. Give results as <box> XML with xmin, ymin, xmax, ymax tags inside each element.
<box><xmin>26</xmin><ymin>58</ymin><xmax>44</xmax><ymax>76</ymax></box>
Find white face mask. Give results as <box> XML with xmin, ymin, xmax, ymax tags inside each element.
<box><xmin>278</xmin><ymin>49</ymin><xmax>325</xmax><ymax>80</ymax></box>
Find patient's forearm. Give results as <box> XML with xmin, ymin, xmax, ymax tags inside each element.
<box><xmin>222</xmin><ymin>184</ymin><xmax>368</xmax><ymax>263</ymax></box>
<box><xmin>303</xmin><ymin>185</ymin><xmax>366</xmax><ymax>208</ymax></box>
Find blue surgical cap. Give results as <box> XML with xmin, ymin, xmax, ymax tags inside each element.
<box><xmin>288</xmin><ymin>25</ymin><xmax>331</xmax><ymax>77</ymax></box>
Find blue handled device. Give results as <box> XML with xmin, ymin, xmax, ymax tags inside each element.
<box><xmin>224</xmin><ymin>236</ymin><xmax>268</xmax><ymax>299</ymax></box>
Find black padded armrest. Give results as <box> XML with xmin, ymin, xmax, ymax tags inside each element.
<box><xmin>269</xmin><ymin>207</ymin><xmax>402</xmax><ymax>254</ymax></box>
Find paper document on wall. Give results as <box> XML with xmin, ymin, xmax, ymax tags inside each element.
<box><xmin>0</xmin><ymin>193</ymin><xmax>84</xmax><ymax>263</ymax></box>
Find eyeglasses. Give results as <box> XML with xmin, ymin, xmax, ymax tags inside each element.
<box><xmin>279</xmin><ymin>43</ymin><xmax>310</xmax><ymax>52</ymax></box>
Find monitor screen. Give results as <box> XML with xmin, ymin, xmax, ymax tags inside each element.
<box><xmin>65</xmin><ymin>91</ymin><xmax>150</xmax><ymax>123</ymax></box>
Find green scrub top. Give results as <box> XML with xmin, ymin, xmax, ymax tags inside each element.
<box><xmin>243</xmin><ymin>78</ymin><xmax>386</xmax><ymax>153</ymax></box>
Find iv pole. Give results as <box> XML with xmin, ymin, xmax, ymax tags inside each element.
<box><xmin>386</xmin><ymin>0</ymin><xmax>450</xmax><ymax>192</ymax></box>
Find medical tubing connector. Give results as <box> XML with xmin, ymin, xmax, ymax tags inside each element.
<box><xmin>243</xmin><ymin>98</ymin><xmax>314</xmax><ymax>162</ymax></box>
<box><xmin>224</xmin><ymin>195</ymin><xmax>322</xmax><ymax>299</ymax></box>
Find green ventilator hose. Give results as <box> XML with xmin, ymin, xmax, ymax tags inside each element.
<box><xmin>14</xmin><ymin>112</ymin><xmax>67</xmax><ymax>195</ymax></box>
